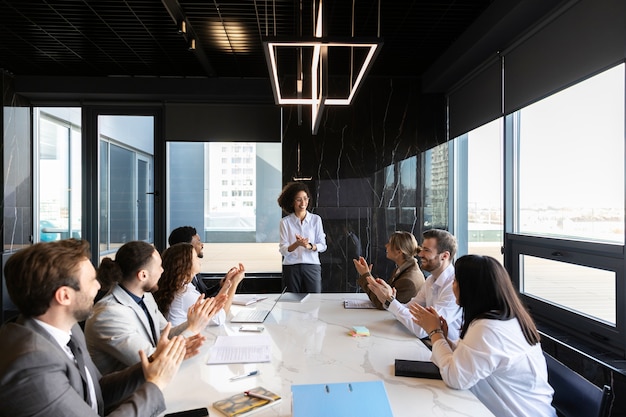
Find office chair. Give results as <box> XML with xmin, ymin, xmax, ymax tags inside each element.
<box><xmin>544</xmin><ymin>352</ymin><xmax>612</xmax><ymax>417</ymax></box>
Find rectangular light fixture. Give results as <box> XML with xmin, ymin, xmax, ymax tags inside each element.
<box><xmin>263</xmin><ymin>39</ymin><xmax>381</xmax><ymax>106</ymax></box>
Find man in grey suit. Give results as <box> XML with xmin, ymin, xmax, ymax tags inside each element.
<box><xmin>0</xmin><ymin>239</ymin><xmax>186</xmax><ymax>417</ymax></box>
<box><xmin>85</xmin><ymin>240</ymin><xmax>225</xmax><ymax>375</ymax></box>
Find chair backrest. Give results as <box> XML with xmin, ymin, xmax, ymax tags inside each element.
<box><xmin>544</xmin><ymin>352</ymin><xmax>612</xmax><ymax>417</ymax></box>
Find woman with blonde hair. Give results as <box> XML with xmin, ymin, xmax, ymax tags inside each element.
<box><xmin>353</xmin><ymin>231</ymin><xmax>425</xmax><ymax>309</ymax></box>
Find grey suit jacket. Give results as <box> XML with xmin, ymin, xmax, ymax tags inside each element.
<box><xmin>0</xmin><ymin>317</ymin><xmax>165</xmax><ymax>417</ymax></box>
<box><xmin>85</xmin><ymin>284</ymin><xmax>189</xmax><ymax>375</ymax></box>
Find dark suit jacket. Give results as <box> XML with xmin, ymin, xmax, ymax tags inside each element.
<box><xmin>0</xmin><ymin>317</ymin><xmax>165</xmax><ymax>417</ymax></box>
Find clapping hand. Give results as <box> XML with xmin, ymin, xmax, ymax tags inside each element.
<box><xmin>352</xmin><ymin>256</ymin><xmax>373</xmax><ymax>275</ymax></box>
<box><xmin>140</xmin><ymin>323</ymin><xmax>186</xmax><ymax>390</ymax></box>
<box><xmin>365</xmin><ymin>274</ymin><xmax>395</xmax><ymax>304</ymax></box>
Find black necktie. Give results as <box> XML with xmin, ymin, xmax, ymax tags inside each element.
<box><xmin>67</xmin><ymin>337</ymin><xmax>90</xmax><ymax>404</ymax></box>
<box><xmin>138</xmin><ymin>298</ymin><xmax>158</xmax><ymax>346</ymax></box>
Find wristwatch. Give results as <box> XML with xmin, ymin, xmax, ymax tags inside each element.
<box><xmin>384</xmin><ymin>295</ymin><xmax>395</xmax><ymax>309</ymax></box>
<box><xmin>308</xmin><ymin>243</ymin><xmax>314</xmax><ymax>250</ymax></box>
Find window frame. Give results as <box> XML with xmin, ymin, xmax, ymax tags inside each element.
<box><xmin>505</xmin><ymin>233</ymin><xmax>626</xmax><ymax>356</ymax></box>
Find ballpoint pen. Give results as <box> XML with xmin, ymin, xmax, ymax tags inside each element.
<box><xmin>244</xmin><ymin>391</ymin><xmax>275</xmax><ymax>402</ymax></box>
<box><xmin>229</xmin><ymin>370</ymin><xmax>259</xmax><ymax>381</ymax></box>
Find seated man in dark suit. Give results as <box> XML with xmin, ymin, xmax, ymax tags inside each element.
<box><xmin>0</xmin><ymin>239</ymin><xmax>186</xmax><ymax>417</ymax></box>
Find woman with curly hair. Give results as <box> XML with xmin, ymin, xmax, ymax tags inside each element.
<box><xmin>154</xmin><ymin>243</ymin><xmax>244</xmax><ymax>326</ymax></box>
<box><xmin>277</xmin><ymin>181</ymin><xmax>327</xmax><ymax>293</ymax></box>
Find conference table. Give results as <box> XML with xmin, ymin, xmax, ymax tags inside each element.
<box><xmin>161</xmin><ymin>293</ymin><xmax>495</xmax><ymax>417</ymax></box>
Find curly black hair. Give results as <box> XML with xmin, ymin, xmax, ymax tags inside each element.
<box><xmin>277</xmin><ymin>182</ymin><xmax>311</xmax><ymax>213</ymax></box>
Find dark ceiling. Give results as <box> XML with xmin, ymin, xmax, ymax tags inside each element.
<box><xmin>0</xmin><ymin>0</ymin><xmax>493</xmax><ymax>81</ymax></box>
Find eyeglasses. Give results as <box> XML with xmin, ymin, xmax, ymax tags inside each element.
<box><xmin>294</xmin><ymin>197</ymin><xmax>309</xmax><ymax>203</ymax></box>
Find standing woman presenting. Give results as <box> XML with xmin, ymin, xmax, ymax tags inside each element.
<box><xmin>278</xmin><ymin>182</ymin><xmax>327</xmax><ymax>293</ymax></box>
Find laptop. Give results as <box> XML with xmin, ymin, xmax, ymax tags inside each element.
<box><xmin>230</xmin><ymin>287</ymin><xmax>287</xmax><ymax>323</ymax></box>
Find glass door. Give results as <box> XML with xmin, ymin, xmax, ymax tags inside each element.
<box><xmin>98</xmin><ymin>115</ymin><xmax>154</xmax><ymax>257</ymax></box>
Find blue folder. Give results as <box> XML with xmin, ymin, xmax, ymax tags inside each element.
<box><xmin>291</xmin><ymin>380</ymin><xmax>393</xmax><ymax>417</ymax></box>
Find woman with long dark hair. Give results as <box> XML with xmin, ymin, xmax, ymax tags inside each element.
<box><xmin>411</xmin><ymin>255</ymin><xmax>556</xmax><ymax>417</ymax></box>
<box><xmin>154</xmin><ymin>243</ymin><xmax>244</xmax><ymax>326</ymax></box>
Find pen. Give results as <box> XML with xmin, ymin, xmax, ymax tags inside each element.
<box><xmin>229</xmin><ymin>370</ymin><xmax>259</xmax><ymax>381</ymax></box>
<box><xmin>244</xmin><ymin>391</ymin><xmax>275</xmax><ymax>402</ymax></box>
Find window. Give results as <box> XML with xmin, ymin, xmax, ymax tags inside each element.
<box><xmin>423</xmin><ymin>142</ymin><xmax>449</xmax><ymax>230</ymax></box>
<box><xmin>518</xmin><ymin>64</ymin><xmax>624</xmax><ymax>244</ymax></box>
<box><xmin>36</xmin><ymin>108</ymin><xmax>82</xmax><ymax>244</ymax></box>
<box><xmin>98</xmin><ymin>114</ymin><xmax>154</xmax><ymax>255</ymax></box>
<box><xmin>507</xmin><ymin>63</ymin><xmax>625</xmax><ymax>355</ymax></box>
<box><xmin>398</xmin><ymin>157</ymin><xmax>417</xmax><ymax>229</ymax></box>
<box><xmin>466</xmin><ymin>119</ymin><xmax>503</xmax><ymax>262</ymax></box>
<box><xmin>167</xmin><ymin>142</ymin><xmax>282</xmax><ymax>273</ymax></box>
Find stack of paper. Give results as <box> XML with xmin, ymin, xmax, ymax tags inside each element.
<box><xmin>207</xmin><ymin>335</ymin><xmax>271</xmax><ymax>364</ymax></box>
<box><xmin>349</xmin><ymin>326</ymin><xmax>370</xmax><ymax>337</ymax></box>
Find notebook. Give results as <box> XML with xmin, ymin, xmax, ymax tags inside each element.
<box><xmin>291</xmin><ymin>381</ymin><xmax>393</xmax><ymax>417</ymax></box>
<box><xmin>343</xmin><ymin>299</ymin><xmax>376</xmax><ymax>309</ymax></box>
<box><xmin>230</xmin><ymin>288</ymin><xmax>286</xmax><ymax>323</ymax></box>
<box><xmin>232</xmin><ymin>295</ymin><xmax>268</xmax><ymax>306</ymax></box>
<box><xmin>213</xmin><ymin>386</ymin><xmax>282</xmax><ymax>417</ymax></box>
<box><xmin>394</xmin><ymin>359</ymin><xmax>442</xmax><ymax>380</ymax></box>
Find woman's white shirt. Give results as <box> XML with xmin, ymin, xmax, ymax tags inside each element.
<box><xmin>167</xmin><ymin>282</ymin><xmax>226</xmax><ymax>327</ymax></box>
<box><xmin>431</xmin><ymin>318</ymin><xmax>556</xmax><ymax>417</ymax></box>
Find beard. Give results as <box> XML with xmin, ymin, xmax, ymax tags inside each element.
<box><xmin>72</xmin><ymin>300</ymin><xmax>94</xmax><ymax>322</ymax></box>
<box><xmin>421</xmin><ymin>257</ymin><xmax>441</xmax><ymax>273</ymax></box>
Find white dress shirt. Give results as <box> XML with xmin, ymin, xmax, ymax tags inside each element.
<box><xmin>167</xmin><ymin>282</ymin><xmax>226</xmax><ymax>327</ymax></box>
<box><xmin>279</xmin><ymin>212</ymin><xmax>327</xmax><ymax>265</ymax></box>
<box><xmin>431</xmin><ymin>318</ymin><xmax>556</xmax><ymax>417</ymax></box>
<box><xmin>386</xmin><ymin>263</ymin><xmax>462</xmax><ymax>341</ymax></box>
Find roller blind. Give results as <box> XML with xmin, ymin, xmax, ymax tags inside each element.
<box><xmin>448</xmin><ymin>56</ymin><xmax>502</xmax><ymax>139</ymax></box>
<box><xmin>504</xmin><ymin>0</ymin><xmax>626</xmax><ymax>114</ymax></box>
<box><xmin>165</xmin><ymin>104</ymin><xmax>281</xmax><ymax>142</ymax></box>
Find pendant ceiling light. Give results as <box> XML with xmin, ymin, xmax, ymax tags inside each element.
<box><xmin>263</xmin><ymin>0</ymin><xmax>382</xmax><ymax>135</ymax></box>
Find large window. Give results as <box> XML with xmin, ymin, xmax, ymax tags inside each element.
<box><xmin>35</xmin><ymin>108</ymin><xmax>82</xmax><ymax>243</ymax></box>
<box><xmin>518</xmin><ymin>64</ymin><xmax>624</xmax><ymax>244</ymax></box>
<box><xmin>166</xmin><ymin>142</ymin><xmax>282</xmax><ymax>273</ymax></box>
<box><xmin>466</xmin><ymin>119</ymin><xmax>503</xmax><ymax>262</ymax></box>
<box><xmin>507</xmin><ymin>63</ymin><xmax>626</xmax><ymax>355</ymax></box>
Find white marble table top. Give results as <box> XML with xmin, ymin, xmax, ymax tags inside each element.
<box><xmin>161</xmin><ymin>293</ymin><xmax>494</xmax><ymax>417</ymax></box>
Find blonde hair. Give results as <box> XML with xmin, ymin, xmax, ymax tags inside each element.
<box><xmin>388</xmin><ymin>231</ymin><xmax>420</xmax><ymax>261</ymax></box>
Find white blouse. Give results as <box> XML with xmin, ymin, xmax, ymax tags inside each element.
<box><xmin>167</xmin><ymin>282</ymin><xmax>226</xmax><ymax>327</ymax></box>
<box><xmin>431</xmin><ymin>318</ymin><xmax>556</xmax><ymax>417</ymax></box>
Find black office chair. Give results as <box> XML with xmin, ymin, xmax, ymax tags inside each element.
<box><xmin>544</xmin><ymin>352</ymin><xmax>612</xmax><ymax>417</ymax></box>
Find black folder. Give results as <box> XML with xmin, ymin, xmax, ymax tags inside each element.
<box><xmin>394</xmin><ymin>359</ymin><xmax>442</xmax><ymax>380</ymax></box>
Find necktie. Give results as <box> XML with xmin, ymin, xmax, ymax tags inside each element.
<box><xmin>138</xmin><ymin>298</ymin><xmax>158</xmax><ymax>345</ymax></box>
<box><xmin>67</xmin><ymin>337</ymin><xmax>90</xmax><ymax>404</ymax></box>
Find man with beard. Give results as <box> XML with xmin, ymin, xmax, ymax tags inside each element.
<box><xmin>364</xmin><ymin>229</ymin><xmax>463</xmax><ymax>342</ymax></box>
<box><xmin>0</xmin><ymin>239</ymin><xmax>187</xmax><ymax>417</ymax></box>
<box><xmin>85</xmin><ymin>240</ymin><xmax>226</xmax><ymax>375</ymax></box>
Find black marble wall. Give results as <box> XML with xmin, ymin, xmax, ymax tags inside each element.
<box><xmin>281</xmin><ymin>76</ymin><xmax>446</xmax><ymax>292</ymax></box>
